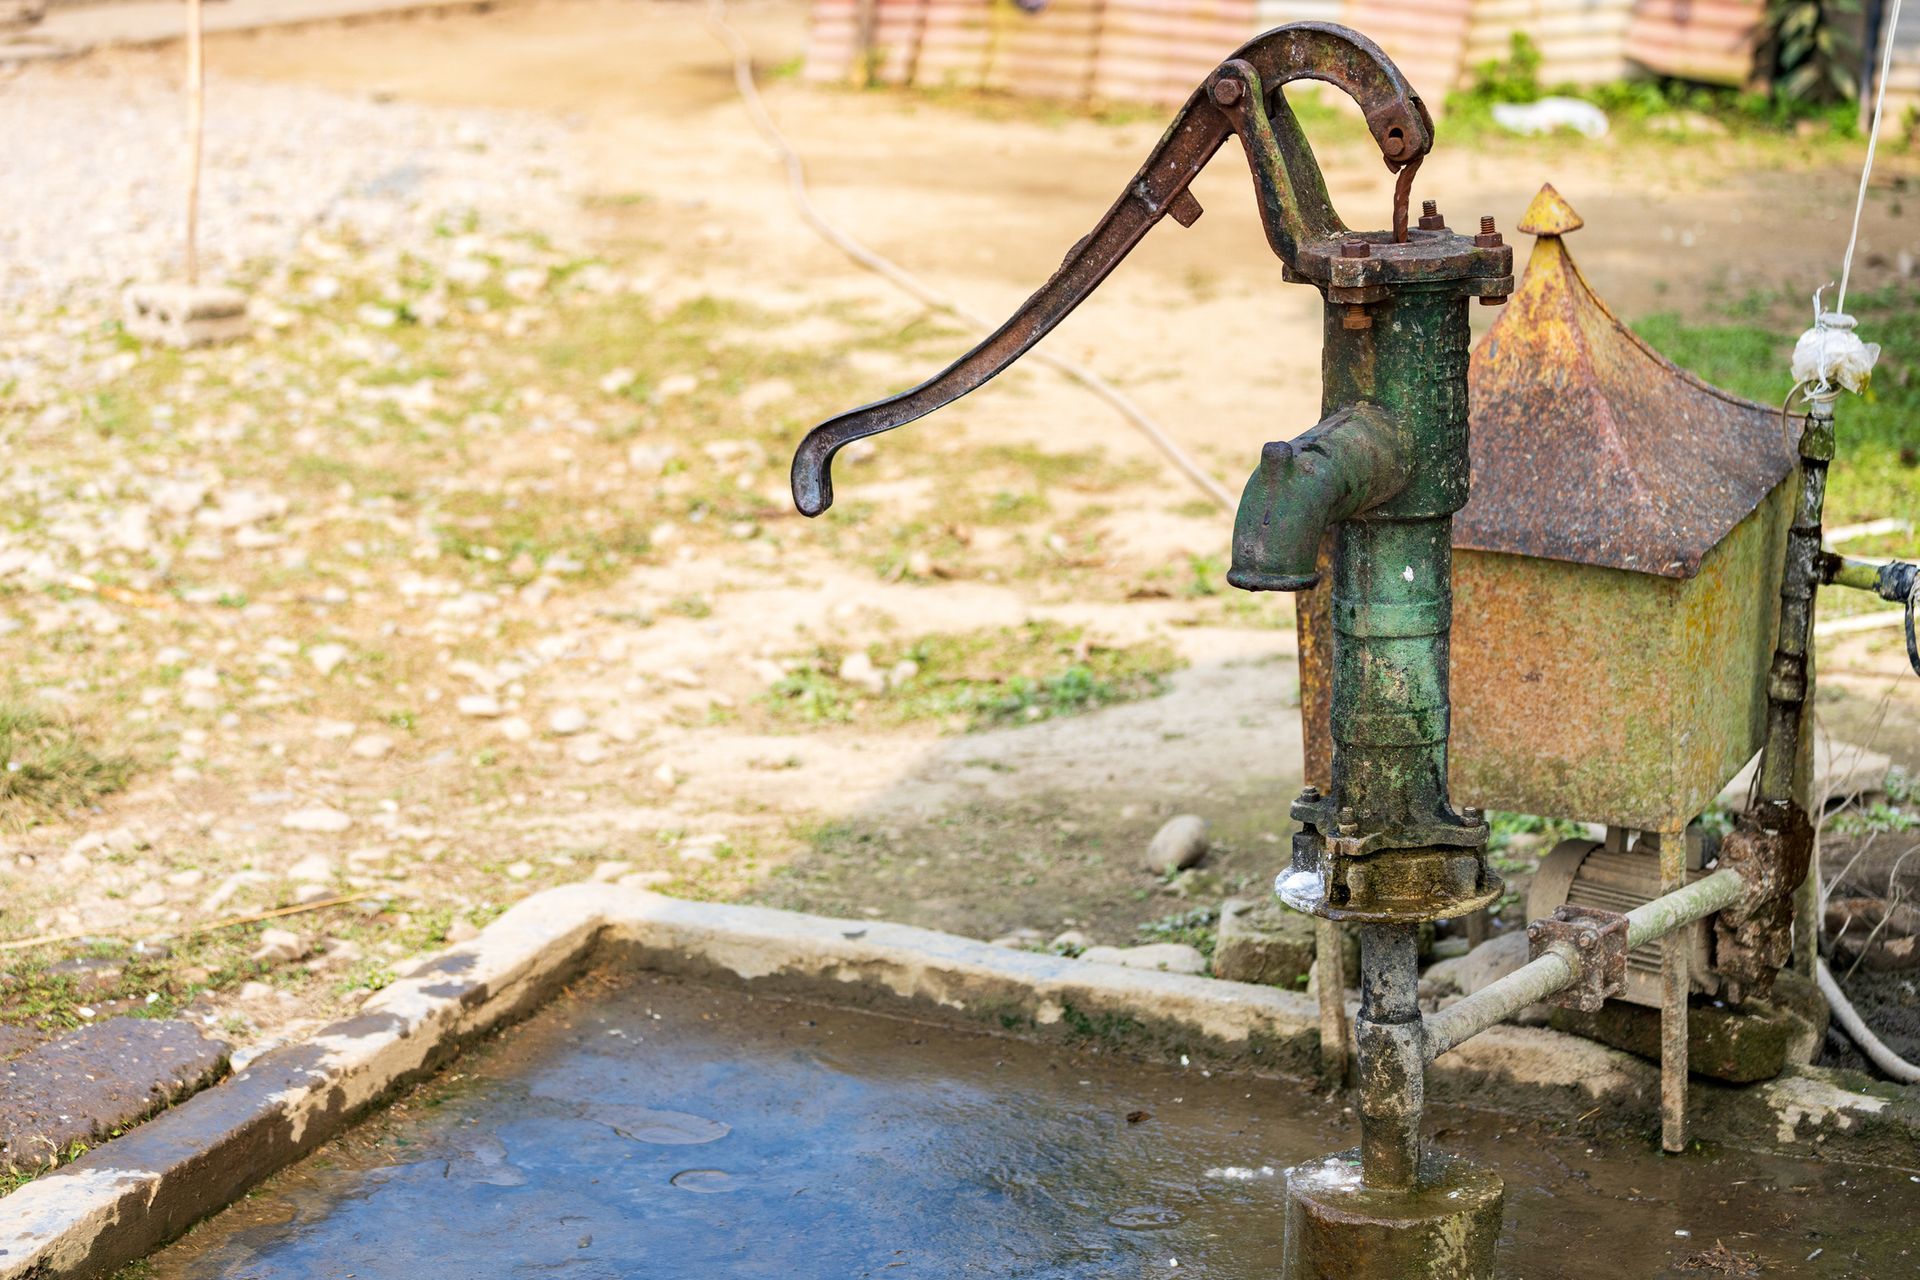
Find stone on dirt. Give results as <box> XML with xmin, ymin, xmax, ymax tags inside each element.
<box><xmin>1420</xmin><ymin>930</ymin><xmax>1530</xmax><ymax>998</ymax></box>
<box><xmin>349</xmin><ymin>733</ymin><xmax>394</xmax><ymax>760</ymax></box>
<box><xmin>547</xmin><ymin>706</ymin><xmax>589</xmax><ymax>736</ymax></box>
<box><xmin>0</xmin><ymin>1018</ymin><xmax>228</xmax><ymax>1172</ymax></box>
<box><xmin>251</xmin><ymin>928</ymin><xmax>305</xmax><ymax>963</ymax></box>
<box><xmin>1080</xmin><ymin>942</ymin><xmax>1207</xmax><ymax>975</ymax></box>
<box><xmin>1212</xmin><ymin>898</ymin><xmax>1316</xmax><ymax>987</ymax></box>
<box><xmin>122</xmin><ymin>283</ymin><xmax>250</xmax><ymax>349</ymax></box>
<box><xmin>282</xmin><ymin>806</ymin><xmax>352</xmax><ymax>834</ymax></box>
<box><xmin>1145</xmin><ymin>814</ymin><xmax>1209</xmax><ymax>874</ymax></box>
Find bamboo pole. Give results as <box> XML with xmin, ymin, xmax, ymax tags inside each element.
<box><xmin>184</xmin><ymin>0</ymin><xmax>204</xmax><ymax>286</ymax></box>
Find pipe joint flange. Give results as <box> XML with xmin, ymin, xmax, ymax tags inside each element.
<box><xmin>1525</xmin><ymin>905</ymin><xmax>1627</xmax><ymax>1013</ymax></box>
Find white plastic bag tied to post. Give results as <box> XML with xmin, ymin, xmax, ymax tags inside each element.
<box><xmin>1791</xmin><ymin>311</ymin><xmax>1880</xmax><ymax>394</ymax></box>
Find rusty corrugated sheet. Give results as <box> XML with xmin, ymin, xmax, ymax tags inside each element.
<box><xmin>1091</xmin><ymin>0</ymin><xmax>1259</xmax><ymax>104</ymax></box>
<box><xmin>1877</xmin><ymin>1</ymin><xmax>1920</xmax><ymax>137</ymax></box>
<box><xmin>1625</xmin><ymin>0</ymin><xmax>1764</xmax><ymax>85</ymax></box>
<box><xmin>1466</xmin><ymin>0</ymin><xmax>1637</xmax><ymax>86</ymax></box>
<box><xmin>1457</xmin><ymin>184</ymin><xmax>1796</xmax><ymax>579</ymax></box>
<box><xmin>1343</xmin><ymin>0</ymin><xmax>1474</xmax><ymax>92</ymax></box>
<box><xmin>982</xmin><ymin>0</ymin><xmax>1106</xmax><ymax>99</ymax></box>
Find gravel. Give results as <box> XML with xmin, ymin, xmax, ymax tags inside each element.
<box><xmin>0</xmin><ymin>59</ymin><xmax>575</xmax><ymax>310</ymax></box>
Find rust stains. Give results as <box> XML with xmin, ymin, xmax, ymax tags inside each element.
<box><xmin>1457</xmin><ymin>184</ymin><xmax>1795</xmax><ymax>580</ymax></box>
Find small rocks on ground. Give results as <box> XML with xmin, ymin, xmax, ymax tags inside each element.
<box><xmin>547</xmin><ymin>705</ymin><xmax>589</xmax><ymax>736</ymax></box>
<box><xmin>348</xmin><ymin>733</ymin><xmax>394</xmax><ymax>760</ymax></box>
<box><xmin>458</xmin><ymin>694</ymin><xmax>504</xmax><ymax>719</ymax></box>
<box><xmin>281</xmin><ymin>806</ymin><xmax>352</xmax><ymax>834</ymax></box>
<box><xmin>1146</xmin><ymin>814</ymin><xmax>1210</xmax><ymax>875</ymax></box>
<box><xmin>251</xmin><ymin>928</ymin><xmax>305</xmax><ymax>964</ymax></box>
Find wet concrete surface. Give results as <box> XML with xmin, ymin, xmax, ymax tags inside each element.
<box><xmin>138</xmin><ymin>971</ymin><xmax>1918</xmax><ymax>1279</ymax></box>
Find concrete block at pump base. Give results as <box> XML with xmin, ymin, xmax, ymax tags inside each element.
<box><xmin>1214</xmin><ymin>898</ymin><xmax>1357</xmax><ymax>988</ymax></box>
<box><xmin>123</xmin><ymin>283</ymin><xmax>250</xmax><ymax>348</ymax></box>
<box><xmin>1549</xmin><ymin>969</ymin><xmax>1828</xmax><ymax>1083</ymax></box>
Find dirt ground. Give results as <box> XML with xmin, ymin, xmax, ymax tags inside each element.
<box><xmin>2</xmin><ymin>0</ymin><xmax>1916</xmax><ymax>1080</ymax></box>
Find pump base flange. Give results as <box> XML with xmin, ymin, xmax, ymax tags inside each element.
<box><xmin>1282</xmin><ymin>1148</ymin><xmax>1503</xmax><ymax>1280</ymax></box>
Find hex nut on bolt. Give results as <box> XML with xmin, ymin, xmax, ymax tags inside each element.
<box><xmin>1211</xmin><ymin>77</ymin><xmax>1243</xmax><ymax>106</ymax></box>
<box><xmin>1473</xmin><ymin>215</ymin><xmax>1503</xmax><ymax>248</ymax></box>
<box><xmin>1418</xmin><ymin>199</ymin><xmax>1445</xmax><ymax>231</ymax></box>
<box><xmin>1340</xmin><ymin>238</ymin><xmax>1371</xmax><ymax>258</ymax></box>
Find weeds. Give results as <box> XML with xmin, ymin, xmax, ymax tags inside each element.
<box><xmin>1447</xmin><ymin>32</ymin><xmax>1861</xmax><ymax>139</ymax></box>
<box><xmin>1136</xmin><ymin>904</ymin><xmax>1219</xmax><ymax>958</ymax></box>
<box><xmin>0</xmin><ymin>703</ymin><xmax>133</xmax><ymax>823</ymax></box>
<box><xmin>763</xmin><ymin>622</ymin><xmax>1178</xmax><ymax>731</ymax></box>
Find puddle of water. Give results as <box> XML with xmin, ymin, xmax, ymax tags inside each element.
<box><xmin>138</xmin><ymin>971</ymin><xmax>1918</xmax><ymax>1278</ymax></box>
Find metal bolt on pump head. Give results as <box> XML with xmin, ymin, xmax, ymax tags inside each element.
<box><xmin>1418</xmin><ymin>199</ymin><xmax>1445</xmax><ymax>231</ymax></box>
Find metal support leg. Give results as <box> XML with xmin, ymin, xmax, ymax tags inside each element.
<box><xmin>1658</xmin><ymin>825</ymin><xmax>1689</xmax><ymax>1152</ymax></box>
<box><xmin>1315</xmin><ymin>918</ymin><xmax>1348</xmax><ymax>1083</ymax></box>
<box><xmin>1356</xmin><ymin>923</ymin><xmax>1423</xmax><ymax>1189</ymax></box>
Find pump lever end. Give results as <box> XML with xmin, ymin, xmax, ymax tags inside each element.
<box><xmin>790</xmin><ymin>430</ymin><xmax>836</xmax><ymax>517</ymax></box>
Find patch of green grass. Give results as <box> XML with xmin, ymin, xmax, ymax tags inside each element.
<box><xmin>763</xmin><ymin>621</ymin><xmax>1179</xmax><ymax>731</ymax></box>
<box><xmin>1136</xmin><ymin>905</ymin><xmax>1220</xmax><ymax>958</ymax></box>
<box><xmin>1634</xmin><ymin>285</ymin><xmax>1920</xmax><ymax>529</ymax></box>
<box><xmin>1446</xmin><ymin>31</ymin><xmax>1862</xmax><ymax>142</ymax></box>
<box><xmin>0</xmin><ymin>703</ymin><xmax>133</xmax><ymax>823</ymax></box>
<box><xmin>1485</xmin><ymin>810</ymin><xmax>1589</xmax><ymax>875</ymax></box>
<box><xmin>1828</xmin><ymin>800</ymin><xmax>1918</xmax><ymax>836</ymax></box>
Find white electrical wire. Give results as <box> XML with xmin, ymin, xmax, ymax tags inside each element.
<box><xmin>1818</xmin><ymin>958</ymin><xmax>1920</xmax><ymax>1083</ymax></box>
<box><xmin>1837</xmin><ymin>0</ymin><xmax>1905</xmax><ymax>315</ymax></box>
<box><xmin>702</xmin><ymin>0</ymin><xmax>1236</xmax><ymax>513</ymax></box>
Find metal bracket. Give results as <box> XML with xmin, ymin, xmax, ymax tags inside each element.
<box><xmin>1526</xmin><ymin>904</ymin><xmax>1628</xmax><ymax>1013</ymax></box>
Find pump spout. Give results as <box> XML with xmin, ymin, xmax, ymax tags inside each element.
<box><xmin>1227</xmin><ymin>403</ymin><xmax>1409</xmax><ymax>592</ymax></box>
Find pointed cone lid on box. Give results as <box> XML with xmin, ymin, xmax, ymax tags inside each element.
<box><xmin>1457</xmin><ymin>185</ymin><xmax>1795</xmax><ymax>579</ymax></box>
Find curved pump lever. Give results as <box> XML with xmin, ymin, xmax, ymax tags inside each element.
<box><xmin>791</xmin><ymin>22</ymin><xmax>1433</xmax><ymax>516</ymax></box>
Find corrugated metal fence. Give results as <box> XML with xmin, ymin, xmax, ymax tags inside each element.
<box><xmin>805</xmin><ymin>0</ymin><xmax>1906</xmax><ymax>124</ymax></box>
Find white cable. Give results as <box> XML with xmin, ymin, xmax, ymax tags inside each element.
<box><xmin>702</xmin><ymin>0</ymin><xmax>1236</xmax><ymax>513</ymax></box>
<box><xmin>1818</xmin><ymin>958</ymin><xmax>1920</xmax><ymax>1083</ymax></box>
<box><xmin>1837</xmin><ymin>0</ymin><xmax>1903</xmax><ymax>315</ymax></box>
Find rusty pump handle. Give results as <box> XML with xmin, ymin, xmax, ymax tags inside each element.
<box><xmin>790</xmin><ymin>22</ymin><xmax>1433</xmax><ymax>517</ymax></box>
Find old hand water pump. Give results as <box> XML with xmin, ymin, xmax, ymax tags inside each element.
<box><xmin>791</xmin><ymin>22</ymin><xmax>1514</xmax><ymax>1276</ymax></box>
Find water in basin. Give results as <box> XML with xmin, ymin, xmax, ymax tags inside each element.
<box><xmin>133</xmin><ymin>970</ymin><xmax>1919</xmax><ymax>1278</ymax></box>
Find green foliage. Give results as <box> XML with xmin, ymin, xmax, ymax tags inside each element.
<box><xmin>1762</xmin><ymin>0</ymin><xmax>1860</xmax><ymax>105</ymax></box>
<box><xmin>1136</xmin><ymin>905</ymin><xmax>1220</xmax><ymax>958</ymax></box>
<box><xmin>1829</xmin><ymin>800</ymin><xmax>1918</xmax><ymax>835</ymax></box>
<box><xmin>1447</xmin><ymin>28</ymin><xmax>1860</xmax><ymax>137</ymax></box>
<box><xmin>1458</xmin><ymin>31</ymin><xmax>1548</xmax><ymax>109</ymax></box>
<box><xmin>763</xmin><ymin>621</ymin><xmax>1178</xmax><ymax>731</ymax></box>
<box><xmin>1633</xmin><ymin>285</ymin><xmax>1920</xmax><ymax>529</ymax></box>
<box><xmin>0</xmin><ymin>703</ymin><xmax>133</xmax><ymax>822</ymax></box>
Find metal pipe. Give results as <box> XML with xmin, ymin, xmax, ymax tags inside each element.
<box><xmin>1356</xmin><ymin>923</ymin><xmax>1423</xmax><ymax>1189</ymax></box>
<box><xmin>1424</xmin><ymin>869</ymin><xmax>1744</xmax><ymax>1062</ymax></box>
<box><xmin>1422</xmin><ymin>945</ymin><xmax>1575</xmax><ymax>1061</ymax></box>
